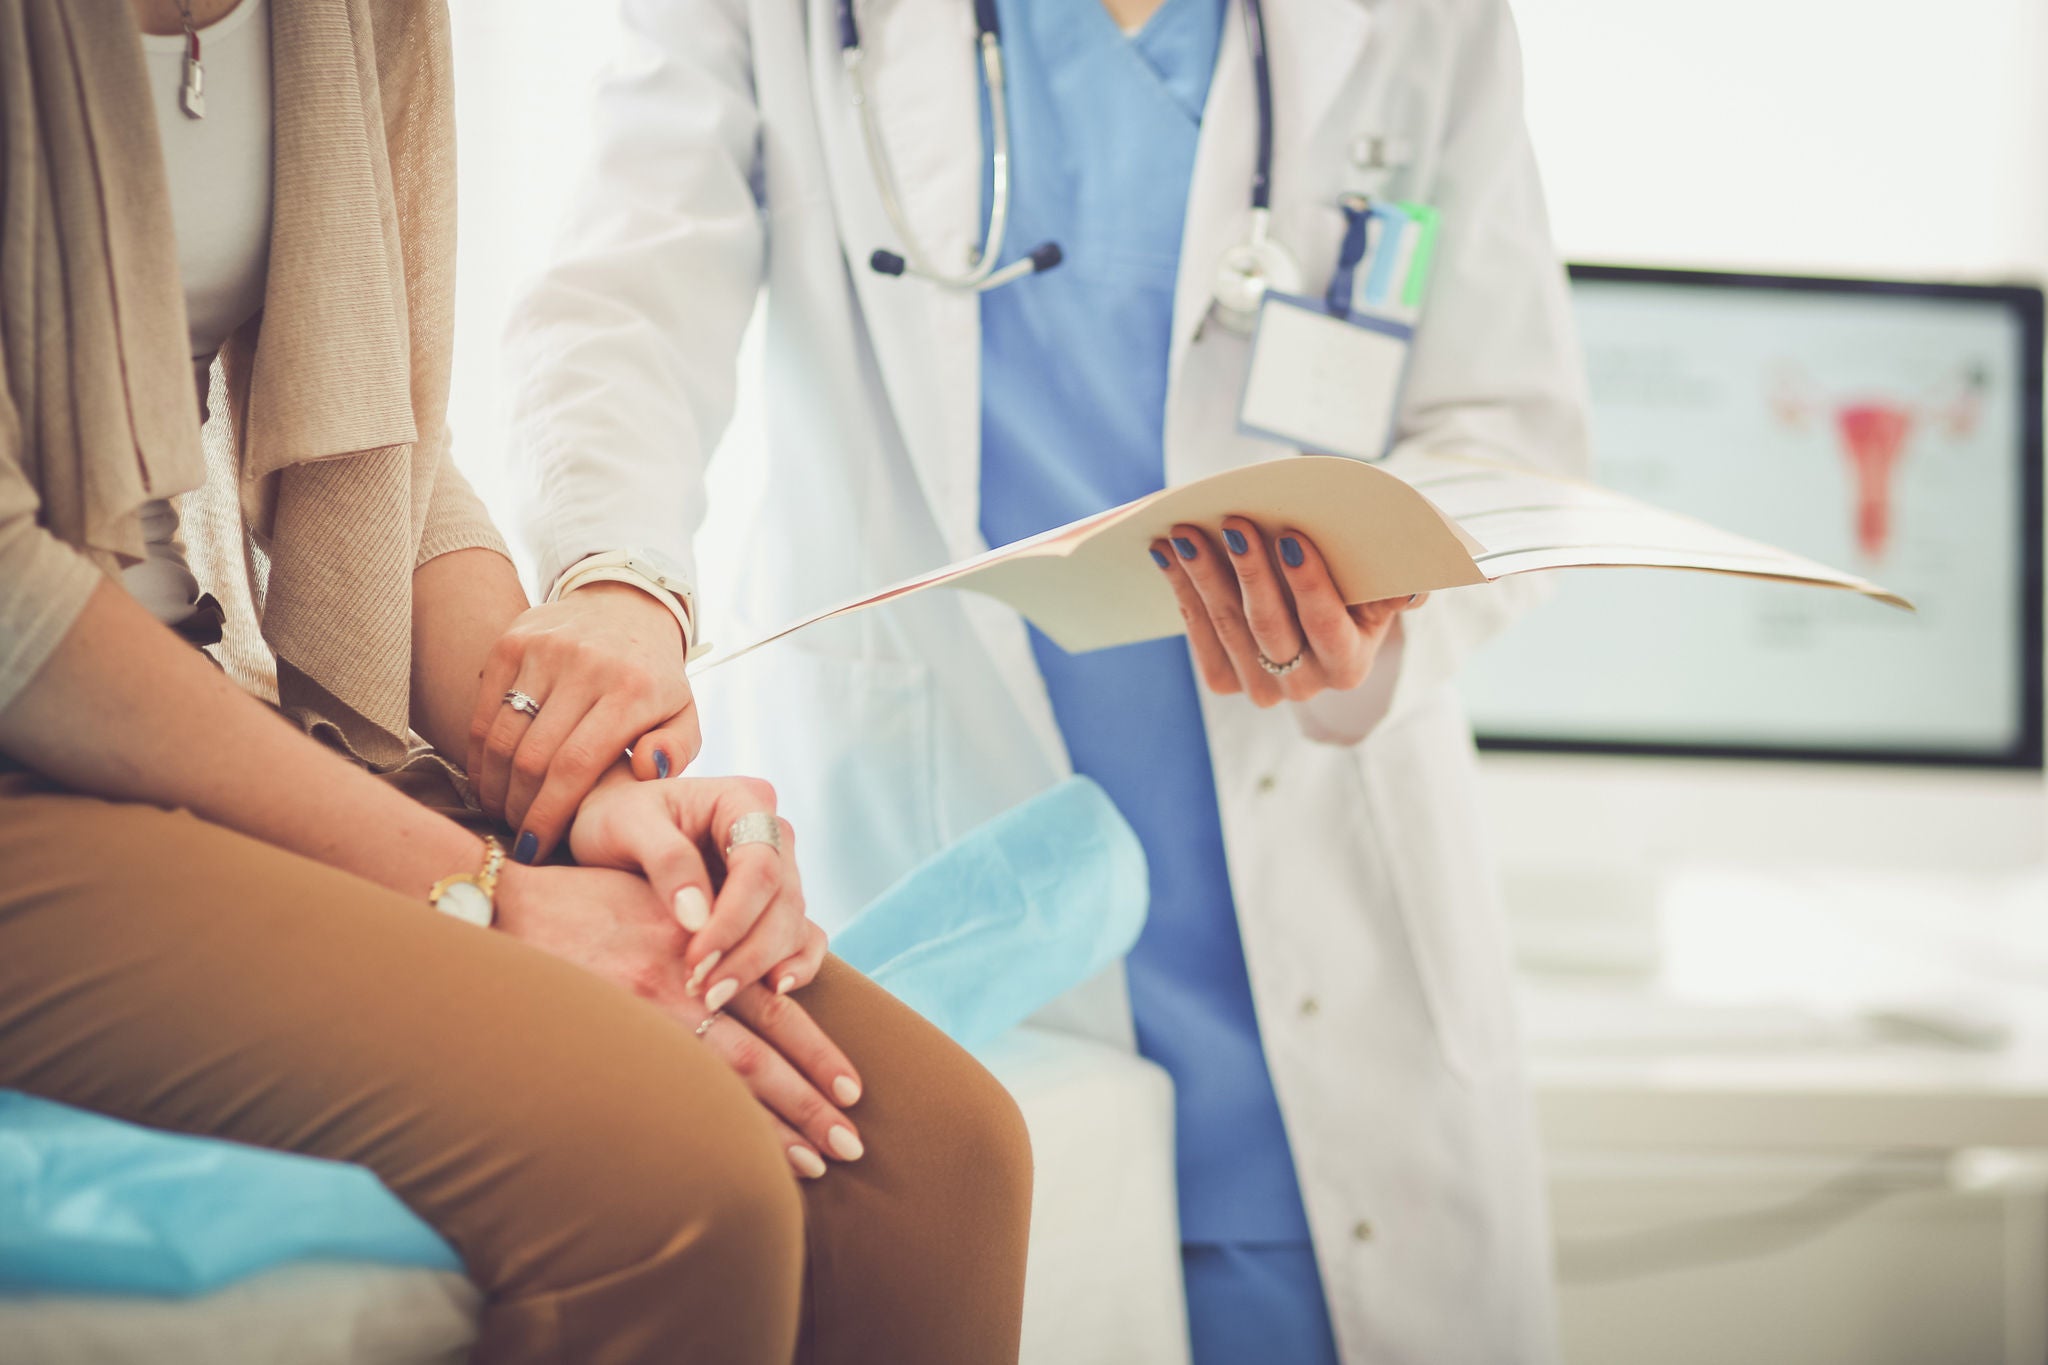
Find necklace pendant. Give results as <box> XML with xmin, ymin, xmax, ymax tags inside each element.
<box><xmin>179</xmin><ymin>30</ymin><xmax>205</xmax><ymax>119</ymax></box>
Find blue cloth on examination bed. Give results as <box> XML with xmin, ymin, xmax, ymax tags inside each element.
<box><xmin>833</xmin><ymin>775</ymin><xmax>1148</xmax><ymax>1051</ymax></box>
<box><xmin>0</xmin><ymin>776</ymin><xmax>1143</xmax><ymax>1298</ymax></box>
<box><xmin>0</xmin><ymin>1093</ymin><xmax>461</xmax><ymax>1296</ymax></box>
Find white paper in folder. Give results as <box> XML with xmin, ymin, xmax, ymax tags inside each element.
<box><xmin>691</xmin><ymin>452</ymin><xmax>1909</xmax><ymax>673</ymax></box>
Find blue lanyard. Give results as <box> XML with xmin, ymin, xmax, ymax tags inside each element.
<box><xmin>1324</xmin><ymin>196</ymin><xmax>1372</xmax><ymax>318</ymax></box>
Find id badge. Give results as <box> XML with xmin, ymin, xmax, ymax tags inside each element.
<box><xmin>1237</xmin><ymin>199</ymin><xmax>1438</xmax><ymax>462</ymax></box>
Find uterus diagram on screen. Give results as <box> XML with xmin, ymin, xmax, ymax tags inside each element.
<box><xmin>1768</xmin><ymin>361</ymin><xmax>1989</xmax><ymax>563</ymax></box>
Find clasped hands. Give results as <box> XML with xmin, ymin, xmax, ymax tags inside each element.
<box><xmin>464</xmin><ymin>584</ymin><xmax>848</xmax><ymax>1179</ymax></box>
<box><xmin>491</xmin><ymin>769</ymin><xmax>854</xmax><ymax>1181</ymax></box>
<box><xmin>464</xmin><ymin>515</ymin><xmax>1417</xmax><ymax>1179</ymax></box>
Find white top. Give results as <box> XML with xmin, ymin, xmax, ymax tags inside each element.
<box><xmin>133</xmin><ymin>0</ymin><xmax>273</xmax><ymax>626</ymax></box>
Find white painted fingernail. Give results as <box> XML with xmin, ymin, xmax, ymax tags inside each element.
<box><xmin>827</xmin><ymin>1126</ymin><xmax>864</xmax><ymax>1161</ymax></box>
<box><xmin>686</xmin><ymin>950</ymin><xmax>722</xmax><ymax>997</ymax></box>
<box><xmin>788</xmin><ymin>1146</ymin><xmax>827</xmax><ymax>1180</ymax></box>
<box><xmin>673</xmin><ymin>886</ymin><xmax>709</xmax><ymax>933</ymax></box>
<box><xmin>703</xmin><ymin>978</ymin><xmax>738</xmax><ymax>1012</ymax></box>
<box><xmin>833</xmin><ymin>1075</ymin><xmax>861</xmax><ymax>1106</ymax></box>
<box><xmin>776</xmin><ymin>974</ymin><xmax>798</xmax><ymax>996</ymax></box>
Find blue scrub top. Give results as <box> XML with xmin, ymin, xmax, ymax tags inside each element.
<box><xmin>976</xmin><ymin>0</ymin><xmax>1314</xmax><ymax>1249</ymax></box>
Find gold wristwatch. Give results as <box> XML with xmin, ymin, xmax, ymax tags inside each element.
<box><xmin>428</xmin><ymin>835</ymin><xmax>506</xmax><ymax>928</ymax></box>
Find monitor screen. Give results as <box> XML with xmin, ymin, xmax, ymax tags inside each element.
<box><xmin>1460</xmin><ymin>267</ymin><xmax>2043</xmax><ymax>768</ymax></box>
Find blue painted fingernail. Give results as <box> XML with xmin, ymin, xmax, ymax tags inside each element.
<box><xmin>513</xmin><ymin>831</ymin><xmax>538</xmax><ymax>864</ymax></box>
<box><xmin>1280</xmin><ymin>537</ymin><xmax>1305</xmax><ymax>568</ymax></box>
<box><xmin>1150</xmin><ymin>548</ymin><xmax>1170</xmax><ymax>569</ymax></box>
<box><xmin>1173</xmin><ymin>537</ymin><xmax>1197</xmax><ymax>560</ymax></box>
<box><xmin>1224</xmin><ymin>529</ymin><xmax>1249</xmax><ymax>555</ymax></box>
<box><xmin>654</xmin><ymin>749</ymin><xmax>671</xmax><ymax>780</ymax></box>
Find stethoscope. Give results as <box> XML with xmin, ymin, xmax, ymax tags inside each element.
<box><xmin>837</xmin><ymin>0</ymin><xmax>1300</xmax><ymax>331</ymax></box>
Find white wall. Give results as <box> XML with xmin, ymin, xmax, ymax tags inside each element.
<box><xmin>447</xmin><ymin>0</ymin><xmax>626</xmax><ymax>576</ymax></box>
<box><xmin>1516</xmin><ymin>0</ymin><xmax>2048</xmax><ymax>281</ymax></box>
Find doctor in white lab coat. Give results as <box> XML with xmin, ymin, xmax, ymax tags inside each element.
<box><xmin>491</xmin><ymin>0</ymin><xmax>1588</xmax><ymax>1359</ymax></box>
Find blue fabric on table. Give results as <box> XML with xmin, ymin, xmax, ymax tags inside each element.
<box><xmin>0</xmin><ymin>776</ymin><xmax>1145</xmax><ymax>1300</ymax></box>
<box><xmin>977</xmin><ymin>0</ymin><xmax>1323</xmax><ymax>1248</ymax></box>
<box><xmin>831</xmin><ymin>775</ymin><xmax>1148</xmax><ymax>1051</ymax></box>
<box><xmin>0</xmin><ymin>1092</ymin><xmax>458</xmax><ymax>1297</ymax></box>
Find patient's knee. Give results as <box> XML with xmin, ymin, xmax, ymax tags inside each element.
<box><xmin>924</xmin><ymin>1050</ymin><xmax>1035</xmax><ymax>1232</ymax></box>
<box><xmin>464</xmin><ymin>1046</ymin><xmax>805</xmax><ymax>1315</ymax></box>
<box><xmin>468</xmin><ymin>1107</ymin><xmax>805</xmax><ymax>1361</ymax></box>
<box><xmin>584</xmin><ymin>1090</ymin><xmax>804</xmax><ymax>1286</ymax></box>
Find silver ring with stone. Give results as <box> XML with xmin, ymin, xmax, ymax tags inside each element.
<box><xmin>1257</xmin><ymin>650</ymin><xmax>1306</xmax><ymax>677</ymax></box>
<box><xmin>694</xmin><ymin>1013</ymin><xmax>721</xmax><ymax>1038</ymax></box>
<box><xmin>726</xmin><ymin>810</ymin><xmax>783</xmax><ymax>858</ymax></box>
<box><xmin>502</xmin><ymin>689</ymin><xmax>542</xmax><ymax>718</ymax></box>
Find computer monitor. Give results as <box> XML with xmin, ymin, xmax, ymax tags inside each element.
<box><xmin>1460</xmin><ymin>266</ymin><xmax>2044</xmax><ymax>770</ymax></box>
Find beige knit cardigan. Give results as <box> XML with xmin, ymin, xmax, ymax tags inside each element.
<box><xmin>0</xmin><ymin>0</ymin><xmax>507</xmax><ymax>767</ymax></box>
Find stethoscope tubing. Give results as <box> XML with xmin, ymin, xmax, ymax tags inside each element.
<box><xmin>1242</xmin><ymin>0</ymin><xmax>1273</xmax><ymax>212</ymax></box>
<box><xmin>843</xmin><ymin>3</ymin><xmax>1017</xmax><ymax>288</ymax></box>
<box><xmin>839</xmin><ymin>0</ymin><xmax>1275</xmax><ymax>294</ymax></box>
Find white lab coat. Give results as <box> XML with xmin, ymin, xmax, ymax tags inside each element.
<box><xmin>507</xmin><ymin>0</ymin><xmax>1588</xmax><ymax>1359</ymax></box>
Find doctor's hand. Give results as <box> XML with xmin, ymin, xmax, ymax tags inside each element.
<box><xmin>1152</xmin><ymin>519</ymin><xmax>1427</xmax><ymax>708</ymax></box>
<box><xmin>495</xmin><ymin>861</ymin><xmax>862</xmax><ymax>1179</ymax></box>
<box><xmin>568</xmin><ymin>764</ymin><xmax>827</xmax><ymax>1007</ymax></box>
<box><xmin>470</xmin><ymin>584</ymin><xmax>701</xmax><ymax>863</ymax></box>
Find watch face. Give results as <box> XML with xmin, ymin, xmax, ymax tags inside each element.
<box><xmin>434</xmin><ymin>881</ymin><xmax>493</xmax><ymax>928</ymax></box>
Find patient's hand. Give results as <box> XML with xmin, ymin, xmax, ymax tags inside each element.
<box><xmin>468</xmin><ymin>585</ymin><xmax>702</xmax><ymax>864</ymax></box>
<box><xmin>497</xmin><ymin>862</ymin><xmax>861</xmax><ymax>1178</ymax></box>
<box><xmin>1150</xmin><ymin>519</ymin><xmax>1426</xmax><ymax>707</ymax></box>
<box><xmin>568</xmin><ymin>768</ymin><xmax>826</xmax><ymax>1007</ymax></box>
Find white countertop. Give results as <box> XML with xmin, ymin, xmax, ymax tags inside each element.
<box><xmin>1521</xmin><ymin>864</ymin><xmax>2048</xmax><ymax>1151</ymax></box>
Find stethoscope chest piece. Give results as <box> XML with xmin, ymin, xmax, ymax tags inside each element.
<box><xmin>1211</xmin><ymin>222</ymin><xmax>1302</xmax><ymax>335</ymax></box>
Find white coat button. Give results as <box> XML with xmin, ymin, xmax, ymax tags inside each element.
<box><xmin>1350</xmin><ymin>134</ymin><xmax>1409</xmax><ymax>170</ymax></box>
<box><xmin>1352</xmin><ymin>1219</ymin><xmax>1374</xmax><ymax>1243</ymax></box>
<box><xmin>1255</xmin><ymin>774</ymin><xmax>1277</xmax><ymax>794</ymax></box>
<box><xmin>1299</xmin><ymin>995</ymin><xmax>1320</xmax><ymax>1018</ymax></box>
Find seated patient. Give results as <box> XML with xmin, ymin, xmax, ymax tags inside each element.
<box><xmin>0</xmin><ymin>2</ymin><xmax>1030</xmax><ymax>1361</ymax></box>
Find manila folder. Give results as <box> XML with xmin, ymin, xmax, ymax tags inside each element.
<box><xmin>695</xmin><ymin>451</ymin><xmax>1907</xmax><ymax>672</ymax></box>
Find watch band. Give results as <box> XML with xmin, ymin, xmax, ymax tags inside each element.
<box><xmin>548</xmin><ymin>551</ymin><xmax>705</xmax><ymax>660</ymax></box>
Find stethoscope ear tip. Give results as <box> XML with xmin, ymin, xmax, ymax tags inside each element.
<box><xmin>870</xmin><ymin>249</ymin><xmax>909</xmax><ymax>277</ymax></box>
<box><xmin>1028</xmin><ymin>242</ymin><xmax>1063</xmax><ymax>273</ymax></box>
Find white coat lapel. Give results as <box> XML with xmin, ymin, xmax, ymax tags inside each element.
<box><xmin>1166</xmin><ymin>0</ymin><xmax>1376</xmax><ymax>422</ymax></box>
<box><xmin>807</xmin><ymin>0</ymin><xmax>986</xmax><ymax>562</ymax></box>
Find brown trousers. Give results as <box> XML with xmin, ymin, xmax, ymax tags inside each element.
<box><xmin>0</xmin><ymin>769</ymin><xmax>1032</xmax><ymax>1364</ymax></box>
